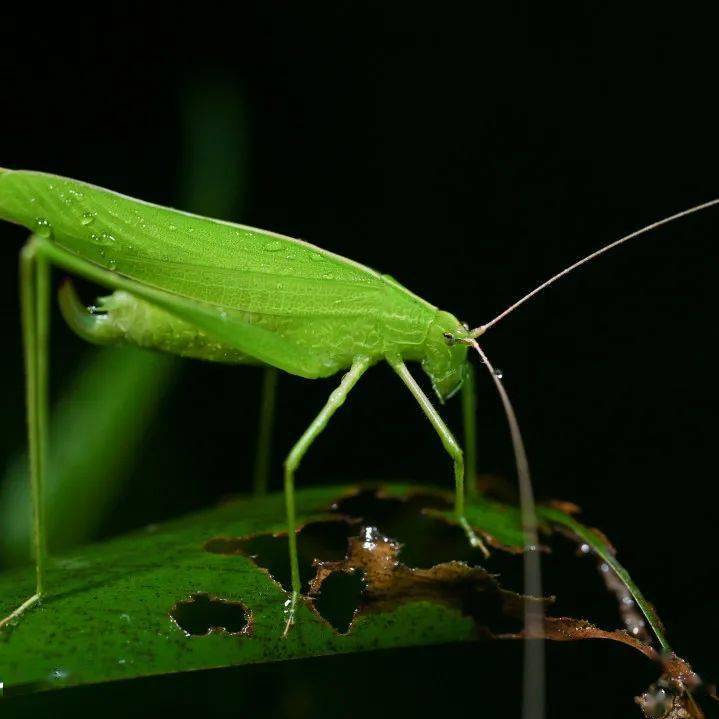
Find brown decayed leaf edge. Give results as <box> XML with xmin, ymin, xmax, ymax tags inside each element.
<box><xmin>307</xmin><ymin>524</ymin><xmax>707</xmax><ymax>719</ymax></box>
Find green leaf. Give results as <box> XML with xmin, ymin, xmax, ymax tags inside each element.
<box><xmin>0</xmin><ymin>483</ymin><xmax>681</xmax><ymax>696</ymax></box>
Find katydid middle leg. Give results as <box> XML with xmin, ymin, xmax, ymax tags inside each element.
<box><xmin>253</xmin><ymin>367</ymin><xmax>278</xmax><ymax>496</ymax></box>
<box><xmin>282</xmin><ymin>356</ymin><xmax>371</xmax><ymax>635</ymax></box>
<box><xmin>0</xmin><ymin>237</ymin><xmax>51</xmax><ymax>630</ymax></box>
<box><xmin>462</xmin><ymin>362</ymin><xmax>478</xmax><ymax>499</ymax></box>
<box><xmin>390</xmin><ymin>358</ymin><xmax>489</xmax><ymax>557</ymax></box>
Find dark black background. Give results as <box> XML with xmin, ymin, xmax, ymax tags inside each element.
<box><xmin>1</xmin><ymin>3</ymin><xmax>717</xmax><ymax>717</ymax></box>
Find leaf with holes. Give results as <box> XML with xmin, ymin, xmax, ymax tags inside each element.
<box><xmin>0</xmin><ymin>483</ymin><xmax>707</xmax><ymax>714</ymax></box>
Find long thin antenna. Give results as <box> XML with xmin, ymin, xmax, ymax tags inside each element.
<box><xmin>473</xmin><ymin>197</ymin><xmax>719</xmax><ymax>335</ymax></box>
<box><xmin>470</xmin><ymin>339</ymin><xmax>544</xmax><ymax>719</ymax></box>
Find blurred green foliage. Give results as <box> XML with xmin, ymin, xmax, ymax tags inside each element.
<box><xmin>0</xmin><ymin>75</ymin><xmax>247</xmax><ymax>564</ymax></box>
<box><xmin>0</xmin><ymin>348</ymin><xmax>177</xmax><ymax>564</ymax></box>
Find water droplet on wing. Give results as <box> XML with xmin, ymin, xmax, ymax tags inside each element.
<box><xmin>35</xmin><ymin>218</ymin><xmax>52</xmax><ymax>238</ymax></box>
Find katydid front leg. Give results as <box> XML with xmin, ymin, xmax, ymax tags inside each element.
<box><xmin>282</xmin><ymin>357</ymin><xmax>371</xmax><ymax>636</ymax></box>
<box><xmin>390</xmin><ymin>358</ymin><xmax>489</xmax><ymax>557</ymax></box>
<box><xmin>0</xmin><ymin>237</ymin><xmax>50</xmax><ymax>630</ymax></box>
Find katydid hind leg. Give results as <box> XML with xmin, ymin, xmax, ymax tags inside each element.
<box><xmin>253</xmin><ymin>367</ymin><xmax>278</xmax><ymax>496</ymax></box>
<box><xmin>390</xmin><ymin>359</ymin><xmax>489</xmax><ymax>557</ymax></box>
<box><xmin>0</xmin><ymin>238</ymin><xmax>50</xmax><ymax>630</ymax></box>
<box><xmin>281</xmin><ymin>357</ymin><xmax>370</xmax><ymax>636</ymax></box>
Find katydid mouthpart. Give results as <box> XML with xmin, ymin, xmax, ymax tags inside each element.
<box><xmin>0</xmin><ymin>168</ymin><xmax>716</xmax><ymax>714</ymax></box>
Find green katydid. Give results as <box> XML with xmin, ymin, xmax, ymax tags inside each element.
<box><xmin>0</xmin><ymin>168</ymin><xmax>502</xmax><ymax>631</ymax></box>
<box><xmin>1</xmin><ymin>168</ymin><xmax>716</xmax><ymax>713</ymax></box>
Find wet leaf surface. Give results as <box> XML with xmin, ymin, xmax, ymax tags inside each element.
<box><xmin>0</xmin><ymin>482</ymin><xmax>709</xmax><ymax>715</ymax></box>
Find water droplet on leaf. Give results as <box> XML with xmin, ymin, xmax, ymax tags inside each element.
<box><xmin>264</xmin><ymin>240</ymin><xmax>282</xmax><ymax>252</ymax></box>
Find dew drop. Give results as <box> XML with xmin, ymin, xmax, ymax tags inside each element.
<box><xmin>108</xmin><ymin>259</ymin><xmax>117</xmax><ymax>271</ymax></box>
<box><xmin>493</xmin><ymin>368</ymin><xmax>504</xmax><ymax>379</ymax></box>
<box><xmin>310</xmin><ymin>252</ymin><xmax>325</xmax><ymax>262</ymax></box>
<box><xmin>35</xmin><ymin>218</ymin><xmax>52</xmax><ymax>239</ymax></box>
<box><xmin>81</xmin><ymin>211</ymin><xmax>95</xmax><ymax>225</ymax></box>
<box><xmin>264</xmin><ymin>240</ymin><xmax>282</xmax><ymax>252</ymax></box>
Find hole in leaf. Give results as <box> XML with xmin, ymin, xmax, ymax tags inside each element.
<box><xmin>333</xmin><ymin>490</ymin><xmax>480</xmax><ymax>568</ymax></box>
<box><xmin>205</xmin><ymin>520</ymin><xmax>354</xmax><ymax>593</ymax></box>
<box><xmin>170</xmin><ymin>593</ymin><xmax>251</xmax><ymax>636</ymax></box>
<box><xmin>312</xmin><ymin>569</ymin><xmax>365</xmax><ymax>634</ymax></box>
<box><xmin>310</xmin><ymin>525</ymin><xmax>531</xmax><ymax>635</ymax></box>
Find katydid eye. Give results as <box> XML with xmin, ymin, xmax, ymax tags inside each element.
<box><xmin>443</xmin><ymin>332</ymin><xmax>455</xmax><ymax>344</ymax></box>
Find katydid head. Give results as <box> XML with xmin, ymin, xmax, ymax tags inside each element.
<box><xmin>422</xmin><ymin>310</ymin><xmax>472</xmax><ymax>401</ymax></box>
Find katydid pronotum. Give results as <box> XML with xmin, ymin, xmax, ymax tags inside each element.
<box><xmin>0</xmin><ymin>169</ymin><xmax>716</xmax><ymax>712</ymax></box>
